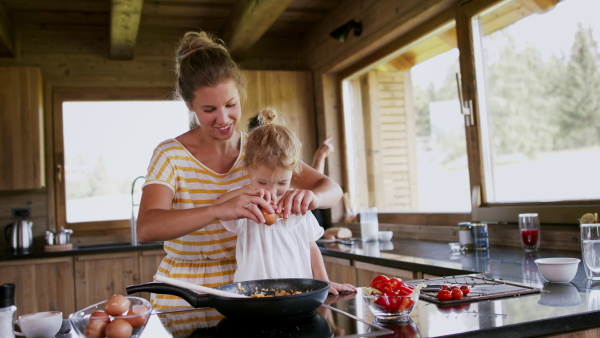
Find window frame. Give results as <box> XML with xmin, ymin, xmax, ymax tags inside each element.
<box><xmin>334</xmin><ymin>0</ymin><xmax>599</xmax><ymax>226</ymax></box>
<box><xmin>51</xmin><ymin>87</ymin><xmax>174</xmax><ymax>241</ymax></box>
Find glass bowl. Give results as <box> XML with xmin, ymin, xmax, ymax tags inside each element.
<box><xmin>363</xmin><ymin>290</ymin><xmax>419</xmax><ymax>322</ymax></box>
<box><xmin>68</xmin><ymin>296</ymin><xmax>152</xmax><ymax>338</ymax></box>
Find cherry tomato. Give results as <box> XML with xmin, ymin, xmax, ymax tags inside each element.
<box><xmin>441</xmin><ymin>285</ymin><xmax>450</xmax><ymax>290</ymax></box>
<box><xmin>436</xmin><ymin>289</ymin><xmax>452</xmax><ymax>301</ymax></box>
<box><xmin>375</xmin><ymin>294</ymin><xmax>391</xmax><ymax>309</ymax></box>
<box><xmin>451</xmin><ymin>288</ymin><xmax>464</xmax><ymax>300</ymax></box>
<box><xmin>450</xmin><ymin>285</ymin><xmax>459</xmax><ymax>290</ymax></box>
<box><xmin>397</xmin><ymin>284</ymin><xmax>413</xmax><ymax>296</ymax></box>
<box><xmin>460</xmin><ymin>285</ymin><xmax>470</xmax><ymax>295</ymax></box>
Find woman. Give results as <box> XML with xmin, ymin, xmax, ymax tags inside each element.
<box><xmin>136</xmin><ymin>30</ymin><xmax>343</xmax><ymax>314</ymax></box>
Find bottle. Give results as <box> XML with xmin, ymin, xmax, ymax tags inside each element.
<box><xmin>459</xmin><ymin>222</ymin><xmax>473</xmax><ymax>251</ymax></box>
<box><xmin>471</xmin><ymin>222</ymin><xmax>489</xmax><ymax>250</ymax></box>
<box><xmin>0</xmin><ymin>283</ymin><xmax>16</xmax><ymax>338</ymax></box>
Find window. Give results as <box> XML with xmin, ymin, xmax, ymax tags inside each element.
<box><xmin>342</xmin><ymin>23</ymin><xmax>471</xmax><ymax>213</ymax></box>
<box><xmin>473</xmin><ymin>0</ymin><xmax>600</xmax><ymax>204</ymax></box>
<box><xmin>53</xmin><ymin>89</ymin><xmax>188</xmax><ymax>237</ymax></box>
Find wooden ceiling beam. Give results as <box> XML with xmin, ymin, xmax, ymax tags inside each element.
<box><xmin>220</xmin><ymin>0</ymin><xmax>294</xmax><ymax>59</ymax></box>
<box><xmin>0</xmin><ymin>1</ymin><xmax>15</xmax><ymax>57</ymax></box>
<box><xmin>110</xmin><ymin>0</ymin><xmax>143</xmax><ymax>60</ymax></box>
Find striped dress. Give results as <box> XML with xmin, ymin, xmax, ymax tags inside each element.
<box><xmin>142</xmin><ymin>134</ymin><xmax>249</xmax><ymax>325</ymax></box>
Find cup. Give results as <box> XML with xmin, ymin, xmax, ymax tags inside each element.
<box><xmin>16</xmin><ymin>311</ymin><xmax>62</xmax><ymax>338</ymax></box>
<box><xmin>586</xmin><ymin>280</ymin><xmax>600</xmax><ymax>311</ymax></box>
<box><xmin>519</xmin><ymin>213</ymin><xmax>540</xmax><ymax>252</ymax></box>
<box><xmin>580</xmin><ymin>223</ymin><xmax>600</xmax><ymax>280</ymax></box>
<box><xmin>360</xmin><ymin>207</ymin><xmax>379</xmax><ymax>242</ymax></box>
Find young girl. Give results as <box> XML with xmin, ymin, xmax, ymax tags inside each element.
<box><xmin>216</xmin><ymin>108</ymin><xmax>356</xmax><ymax>295</ymax></box>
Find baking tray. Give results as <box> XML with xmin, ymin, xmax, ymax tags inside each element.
<box><xmin>407</xmin><ymin>275</ymin><xmax>541</xmax><ymax>304</ymax></box>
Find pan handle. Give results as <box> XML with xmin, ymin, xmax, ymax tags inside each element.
<box><xmin>126</xmin><ymin>282</ymin><xmax>212</xmax><ymax>308</ymax></box>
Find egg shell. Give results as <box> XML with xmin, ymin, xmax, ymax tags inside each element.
<box><xmin>106</xmin><ymin>318</ymin><xmax>133</xmax><ymax>338</ymax></box>
<box><xmin>89</xmin><ymin>310</ymin><xmax>110</xmax><ymax>324</ymax></box>
<box><xmin>105</xmin><ymin>294</ymin><xmax>131</xmax><ymax>316</ymax></box>
<box><xmin>84</xmin><ymin>318</ymin><xmax>108</xmax><ymax>338</ymax></box>
<box><xmin>260</xmin><ymin>206</ymin><xmax>278</xmax><ymax>225</ymax></box>
<box><xmin>124</xmin><ymin>304</ymin><xmax>149</xmax><ymax>328</ymax></box>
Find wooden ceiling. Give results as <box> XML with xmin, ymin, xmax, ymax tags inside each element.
<box><xmin>0</xmin><ymin>0</ymin><xmax>345</xmax><ymax>60</ymax></box>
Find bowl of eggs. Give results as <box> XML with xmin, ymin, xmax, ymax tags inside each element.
<box><xmin>69</xmin><ymin>294</ymin><xmax>152</xmax><ymax>338</ymax></box>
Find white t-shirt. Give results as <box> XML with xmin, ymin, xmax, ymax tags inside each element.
<box><xmin>221</xmin><ymin>211</ymin><xmax>324</xmax><ymax>282</ymax></box>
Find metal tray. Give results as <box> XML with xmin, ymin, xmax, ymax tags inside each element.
<box><xmin>407</xmin><ymin>275</ymin><xmax>541</xmax><ymax>304</ymax></box>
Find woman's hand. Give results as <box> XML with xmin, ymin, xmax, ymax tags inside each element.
<box><xmin>276</xmin><ymin>189</ymin><xmax>321</xmax><ymax>219</ymax></box>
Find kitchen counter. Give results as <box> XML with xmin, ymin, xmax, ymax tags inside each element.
<box><xmin>0</xmin><ymin>242</ymin><xmax>164</xmax><ymax>260</ymax></box>
<box><xmin>5</xmin><ymin>238</ymin><xmax>600</xmax><ymax>337</ymax></box>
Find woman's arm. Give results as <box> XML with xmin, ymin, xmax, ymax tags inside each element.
<box><xmin>278</xmin><ymin>162</ymin><xmax>342</xmax><ymax>218</ymax></box>
<box><xmin>312</xmin><ymin>136</ymin><xmax>334</xmax><ymax>174</ymax></box>
<box><xmin>136</xmin><ymin>184</ymin><xmax>274</xmax><ymax>242</ymax></box>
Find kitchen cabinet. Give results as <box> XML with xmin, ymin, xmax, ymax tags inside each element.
<box><xmin>323</xmin><ymin>256</ymin><xmax>357</xmax><ymax>286</ymax></box>
<box><xmin>0</xmin><ymin>67</ymin><xmax>45</xmax><ymax>190</ymax></box>
<box><xmin>0</xmin><ymin>257</ymin><xmax>75</xmax><ymax>317</ymax></box>
<box><xmin>138</xmin><ymin>249</ymin><xmax>166</xmax><ymax>300</ymax></box>
<box><xmin>74</xmin><ymin>252</ymin><xmax>140</xmax><ymax>309</ymax></box>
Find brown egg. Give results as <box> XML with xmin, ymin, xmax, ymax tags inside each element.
<box><xmin>124</xmin><ymin>304</ymin><xmax>149</xmax><ymax>328</ymax></box>
<box><xmin>89</xmin><ymin>310</ymin><xmax>110</xmax><ymax>324</ymax></box>
<box><xmin>106</xmin><ymin>318</ymin><xmax>133</xmax><ymax>338</ymax></box>
<box><xmin>260</xmin><ymin>207</ymin><xmax>278</xmax><ymax>225</ymax></box>
<box><xmin>84</xmin><ymin>317</ymin><xmax>108</xmax><ymax>338</ymax></box>
<box><xmin>105</xmin><ymin>294</ymin><xmax>131</xmax><ymax>316</ymax></box>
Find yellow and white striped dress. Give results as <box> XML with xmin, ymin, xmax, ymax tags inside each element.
<box><xmin>142</xmin><ymin>134</ymin><xmax>249</xmax><ymax>324</ymax></box>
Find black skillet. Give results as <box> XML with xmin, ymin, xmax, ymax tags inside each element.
<box><xmin>126</xmin><ymin>278</ymin><xmax>330</xmax><ymax>320</ymax></box>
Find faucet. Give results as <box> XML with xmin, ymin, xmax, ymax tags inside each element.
<box><xmin>131</xmin><ymin>176</ymin><xmax>145</xmax><ymax>246</ymax></box>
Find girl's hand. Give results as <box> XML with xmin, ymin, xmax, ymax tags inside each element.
<box><xmin>328</xmin><ymin>282</ymin><xmax>358</xmax><ymax>295</ymax></box>
<box><xmin>214</xmin><ymin>193</ymin><xmax>275</xmax><ymax>224</ymax></box>
<box><xmin>276</xmin><ymin>189</ymin><xmax>321</xmax><ymax>219</ymax></box>
<box><xmin>243</xmin><ymin>186</ymin><xmax>277</xmax><ymax>205</ymax></box>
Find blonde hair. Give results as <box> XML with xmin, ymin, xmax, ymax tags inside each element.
<box><xmin>245</xmin><ymin>108</ymin><xmax>303</xmax><ymax>174</ymax></box>
<box><xmin>174</xmin><ymin>31</ymin><xmax>247</xmax><ymax>108</ymax></box>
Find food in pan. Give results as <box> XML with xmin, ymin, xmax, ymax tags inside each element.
<box><xmin>250</xmin><ymin>287</ymin><xmax>303</xmax><ymax>298</ymax></box>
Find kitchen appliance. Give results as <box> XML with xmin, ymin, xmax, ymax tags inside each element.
<box><xmin>126</xmin><ymin>278</ymin><xmax>330</xmax><ymax>320</ymax></box>
<box><xmin>3</xmin><ymin>220</ymin><xmax>33</xmax><ymax>252</ymax></box>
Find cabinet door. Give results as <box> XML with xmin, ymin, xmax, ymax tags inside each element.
<box><xmin>355</xmin><ymin>261</ymin><xmax>418</xmax><ymax>287</ymax></box>
<box><xmin>323</xmin><ymin>256</ymin><xmax>357</xmax><ymax>286</ymax></box>
<box><xmin>0</xmin><ymin>257</ymin><xmax>75</xmax><ymax>317</ymax></box>
<box><xmin>74</xmin><ymin>252</ymin><xmax>139</xmax><ymax>309</ymax></box>
<box><xmin>138</xmin><ymin>249</ymin><xmax>166</xmax><ymax>301</ymax></box>
<box><xmin>0</xmin><ymin>67</ymin><xmax>45</xmax><ymax>190</ymax></box>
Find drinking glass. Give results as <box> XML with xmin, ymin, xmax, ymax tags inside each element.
<box><xmin>519</xmin><ymin>213</ymin><xmax>540</xmax><ymax>252</ymax></box>
<box><xmin>580</xmin><ymin>223</ymin><xmax>600</xmax><ymax>280</ymax></box>
<box><xmin>360</xmin><ymin>207</ymin><xmax>379</xmax><ymax>242</ymax></box>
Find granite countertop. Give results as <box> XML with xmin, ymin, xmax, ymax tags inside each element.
<box><xmin>318</xmin><ymin>238</ymin><xmax>600</xmax><ymax>337</ymax></box>
<box><xmin>4</xmin><ymin>238</ymin><xmax>600</xmax><ymax>337</ymax></box>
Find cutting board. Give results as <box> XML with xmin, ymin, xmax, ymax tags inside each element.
<box><xmin>407</xmin><ymin>275</ymin><xmax>540</xmax><ymax>304</ymax></box>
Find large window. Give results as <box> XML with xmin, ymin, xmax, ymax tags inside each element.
<box><xmin>473</xmin><ymin>0</ymin><xmax>600</xmax><ymax>204</ymax></box>
<box><xmin>342</xmin><ymin>23</ymin><xmax>470</xmax><ymax>213</ymax></box>
<box><xmin>53</xmin><ymin>89</ymin><xmax>188</xmax><ymax>235</ymax></box>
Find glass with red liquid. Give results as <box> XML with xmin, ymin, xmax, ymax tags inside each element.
<box><xmin>519</xmin><ymin>213</ymin><xmax>540</xmax><ymax>252</ymax></box>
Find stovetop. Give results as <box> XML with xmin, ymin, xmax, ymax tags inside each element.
<box><xmin>138</xmin><ymin>292</ymin><xmax>397</xmax><ymax>338</ymax></box>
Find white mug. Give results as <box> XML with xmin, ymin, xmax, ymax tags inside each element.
<box><xmin>15</xmin><ymin>311</ymin><xmax>62</xmax><ymax>338</ymax></box>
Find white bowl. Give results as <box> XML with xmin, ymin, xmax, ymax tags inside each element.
<box><xmin>535</xmin><ymin>258</ymin><xmax>580</xmax><ymax>283</ymax></box>
<box><xmin>378</xmin><ymin>231</ymin><xmax>393</xmax><ymax>241</ymax></box>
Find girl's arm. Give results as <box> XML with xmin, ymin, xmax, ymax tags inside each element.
<box><xmin>309</xmin><ymin>242</ymin><xmax>357</xmax><ymax>295</ymax></box>
<box><xmin>136</xmin><ymin>184</ymin><xmax>274</xmax><ymax>242</ymax></box>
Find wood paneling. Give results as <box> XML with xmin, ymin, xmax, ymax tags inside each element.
<box><xmin>138</xmin><ymin>249</ymin><xmax>167</xmax><ymax>301</ymax></box>
<box><xmin>0</xmin><ymin>67</ymin><xmax>44</xmax><ymax>191</ymax></box>
<box><xmin>323</xmin><ymin>256</ymin><xmax>357</xmax><ymax>286</ymax></box>
<box><xmin>74</xmin><ymin>252</ymin><xmax>140</xmax><ymax>309</ymax></box>
<box><xmin>0</xmin><ymin>257</ymin><xmax>75</xmax><ymax>317</ymax></box>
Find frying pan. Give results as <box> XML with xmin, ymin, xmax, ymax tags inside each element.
<box><xmin>126</xmin><ymin>278</ymin><xmax>330</xmax><ymax>320</ymax></box>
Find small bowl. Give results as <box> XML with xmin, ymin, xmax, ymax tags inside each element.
<box><xmin>363</xmin><ymin>289</ymin><xmax>419</xmax><ymax>322</ymax></box>
<box><xmin>535</xmin><ymin>257</ymin><xmax>580</xmax><ymax>283</ymax></box>
<box><xmin>449</xmin><ymin>242</ymin><xmax>461</xmax><ymax>253</ymax></box>
<box><xmin>378</xmin><ymin>231</ymin><xmax>393</xmax><ymax>241</ymax></box>
<box><xmin>69</xmin><ymin>296</ymin><xmax>152</xmax><ymax>338</ymax></box>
